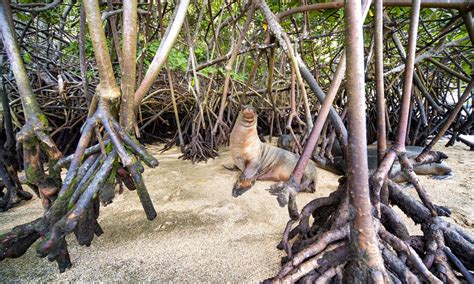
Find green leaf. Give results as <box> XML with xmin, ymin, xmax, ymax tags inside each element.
<box><xmin>168</xmin><ymin>48</ymin><xmax>189</xmax><ymax>72</ymax></box>
<box><xmin>23</xmin><ymin>51</ymin><xmax>32</xmax><ymax>64</ymax></box>
<box><xmin>16</xmin><ymin>12</ymin><xmax>30</xmax><ymax>22</ymax></box>
<box><xmin>231</xmin><ymin>70</ymin><xmax>247</xmax><ymax>82</ymax></box>
<box><xmin>86</xmin><ymin>70</ymin><xmax>95</xmax><ymax>80</ymax></box>
<box><xmin>201</xmin><ymin>66</ymin><xmax>218</xmax><ymax>76</ymax></box>
<box><xmin>147</xmin><ymin>39</ymin><xmax>162</xmax><ymax>54</ymax></box>
<box><xmin>62</xmin><ymin>41</ymin><xmax>79</xmax><ymax>56</ymax></box>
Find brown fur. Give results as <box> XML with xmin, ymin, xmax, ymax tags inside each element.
<box><xmin>229</xmin><ymin>107</ymin><xmax>317</xmax><ymax>197</ymax></box>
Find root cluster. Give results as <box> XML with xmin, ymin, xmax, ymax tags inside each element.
<box><xmin>266</xmin><ymin>153</ymin><xmax>474</xmax><ymax>283</ymax></box>
<box><xmin>0</xmin><ymin>148</ymin><xmax>32</xmax><ymax>211</ymax></box>
<box><xmin>0</xmin><ymin>100</ymin><xmax>159</xmax><ymax>271</ymax></box>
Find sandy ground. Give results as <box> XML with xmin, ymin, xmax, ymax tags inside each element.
<box><xmin>401</xmin><ymin>142</ymin><xmax>474</xmax><ymax>234</ymax></box>
<box><xmin>0</xmin><ymin>141</ymin><xmax>472</xmax><ymax>281</ymax></box>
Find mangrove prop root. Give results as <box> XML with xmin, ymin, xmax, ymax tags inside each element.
<box><xmin>267</xmin><ymin>177</ymin><xmax>300</xmax><ymax>220</ymax></box>
<box><xmin>73</xmin><ymin>196</ymin><xmax>103</xmax><ymax>246</ymax></box>
<box><xmin>0</xmin><ymin>218</ymin><xmax>43</xmax><ymax>260</ymax></box>
<box><xmin>116</xmin><ymin>165</ymin><xmax>136</xmax><ymax>191</ymax></box>
<box><xmin>15</xmin><ymin>117</ymin><xmax>63</xmax><ymax>207</ymax></box>
<box><xmin>0</xmin><ymin>157</ymin><xmax>32</xmax><ymax>212</ymax></box>
<box><xmin>178</xmin><ymin>135</ymin><xmax>218</xmax><ymax>163</ymax></box>
<box><xmin>35</xmin><ymin>99</ymin><xmax>160</xmax><ymax>262</ymax></box>
<box><xmin>54</xmin><ymin>141</ymin><xmax>110</xmax><ymax>171</ymax></box>
<box><xmin>268</xmin><ymin>176</ymin><xmax>474</xmax><ymax>283</ymax></box>
<box><xmin>36</xmin><ymin>150</ymin><xmax>117</xmax><ymax>260</ymax></box>
<box><xmin>0</xmin><ymin>100</ymin><xmax>160</xmax><ymax>272</ymax></box>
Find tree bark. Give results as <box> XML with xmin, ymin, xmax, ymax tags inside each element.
<box><xmin>120</xmin><ymin>0</ymin><xmax>138</xmax><ymax>132</ymax></box>
<box><xmin>344</xmin><ymin>0</ymin><xmax>387</xmax><ymax>281</ymax></box>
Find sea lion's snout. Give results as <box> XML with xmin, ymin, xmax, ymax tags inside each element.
<box><xmin>241</xmin><ymin>107</ymin><xmax>256</xmax><ymax>124</ymax></box>
<box><xmin>242</xmin><ymin>107</ymin><xmax>255</xmax><ymax>119</ymax></box>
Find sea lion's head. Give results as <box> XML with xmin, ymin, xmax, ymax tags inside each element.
<box><xmin>239</xmin><ymin>105</ymin><xmax>257</xmax><ymax>127</ymax></box>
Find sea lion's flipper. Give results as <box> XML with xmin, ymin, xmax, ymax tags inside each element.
<box><xmin>232</xmin><ymin>183</ymin><xmax>252</xmax><ymax>197</ymax></box>
<box><xmin>391</xmin><ymin>172</ymin><xmax>409</xmax><ymax>183</ymax></box>
<box><xmin>267</xmin><ymin>182</ymin><xmax>289</xmax><ymax>207</ymax></box>
<box><xmin>223</xmin><ymin>164</ymin><xmax>240</xmax><ymax>171</ymax></box>
<box><xmin>232</xmin><ymin>162</ymin><xmax>259</xmax><ymax>197</ymax></box>
<box><xmin>430</xmin><ymin>172</ymin><xmax>454</xmax><ymax>180</ymax></box>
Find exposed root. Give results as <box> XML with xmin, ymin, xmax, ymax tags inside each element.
<box><xmin>14</xmin><ymin>115</ymin><xmax>63</xmax><ymax>208</ymax></box>
<box><xmin>0</xmin><ymin>155</ymin><xmax>32</xmax><ymax>211</ymax></box>
<box><xmin>0</xmin><ymin>218</ymin><xmax>42</xmax><ymax>261</ymax></box>
<box><xmin>267</xmin><ymin>178</ymin><xmax>299</xmax><ymax>220</ymax></box>
<box><xmin>0</xmin><ymin>100</ymin><xmax>159</xmax><ymax>272</ymax></box>
<box><xmin>179</xmin><ymin>134</ymin><xmax>218</xmax><ymax>163</ymax></box>
<box><xmin>161</xmin><ymin>108</ymin><xmax>219</xmax><ymax>164</ymax></box>
<box><xmin>268</xmin><ymin>172</ymin><xmax>474</xmax><ymax>283</ymax></box>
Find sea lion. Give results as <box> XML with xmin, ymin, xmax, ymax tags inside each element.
<box><xmin>277</xmin><ymin>134</ymin><xmax>452</xmax><ymax>182</ymax></box>
<box><xmin>229</xmin><ymin>106</ymin><xmax>318</xmax><ymax>197</ymax></box>
<box><xmin>374</xmin><ymin>146</ymin><xmax>452</xmax><ymax>182</ymax></box>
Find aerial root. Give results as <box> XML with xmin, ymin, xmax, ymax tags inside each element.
<box><xmin>267</xmin><ymin>177</ymin><xmax>474</xmax><ymax>283</ymax></box>
<box><xmin>379</xmin><ymin>226</ymin><xmax>441</xmax><ymax>283</ymax></box>
<box><xmin>0</xmin><ymin>160</ymin><xmax>32</xmax><ymax>211</ymax></box>
<box><xmin>54</xmin><ymin>141</ymin><xmax>110</xmax><ymax>171</ymax></box>
<box><xmin>398</xmin><ymin>153</ymin><xmax>438</xmax><ymax>216</ymax></box>
<box><xmin>271</xmin><ymin>224</ymin><xmax>349</xmax><ymax>282</ymax></box>
<box><xmin>275</xmin><ymin>243</ymin><xmax>348</xmax><ymax>283</ymax></box>
<box><xmin>116</xmin><ymin>164</ymin><xmax>136</xmax><ymax>191</ymax></box>
<box><xmin>0</xmin><ymin>218</ymin><xmax>42</xmax><ymax>261</ymax></box>
<box><xmin>443</xmin><ymin>246</ymin><xmax>474</xmax><ymax>283</ymax></box>
<box><xmin>36</xmin><ymin>150</ymin><xmax>117</xmax><ymax>260</ymax></box>
<box><xmin>13</xmin><ymin>115</ymin><xmax>63</xmax><ymax>208</ymax></box>
<box><xmin>1</xmin><ymin>100</ymin><xmax>160</xmax><ymax>272</ymax></box>
<box><xmin>73</xmin><ymin>195</ymin><xmax>103</xmax><ymax>246</ymax></box>
<box><xmin>381</xmin><ymin>244</ymin><xmax>419</xmax><ymax>283</ymax></box>
<box><xmin>297</xmin><ymin>185</ymin><xmax>345</xmax><ymax>235</ymax></box>
<box><xmin>179</xmin><ymin>134</ymin><xmax>218</xmax><ymax>163</ymax></box>
<box><xmin>267</xmin><ymin>177</ymin><xmax>304</xmax><ymax>220</ymax></box>
<box><xmin>16</xmin><ymin>115</ymin><xmax>62</xmax><ymax>162</ymax></box>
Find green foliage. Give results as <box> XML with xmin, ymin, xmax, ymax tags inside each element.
<box><xmin>7</xmin><ymin>0</ymin><xmax>473</xmax><ymax>114</ymax></box>
<box><xmin>61</xmin><ymin>37</ymin><xmax>95</xmax><ymax>59</ymax></box>
<box><xmin>392</xmin><ymin>7</ymin><xmax>408</xmax><ymax>17</ymax></box>
<box><xmin>168</xmin><ymin>48</ymin><xmax>188</xmax><ymax>72</ymax></box>
<box><xmin>86</xmin><ymin>69</ymin><xmax>95</xmax><ymax>81</ymax></box>
<box><xmin>461</xmin><ymin>61</ymin><xmax>472</xmax><ymax>75</ymax></box>
<box><xmin>200</xmin><ymin>66</ymin><xmax>222</xmax><ymax>77</ymax></box>
<box><xmin>142</xmin><ymin>38</ymin><xmax>189</xmax><ymax>71</ymax></box>
<box><xmin>16</xmin><ymin>12</ymin><xmax>30</xmax><ymax>22</ymax></box>
<box><xmin>39</xmin><ymin>10</ymin><xmax>61</xmax><ymax>25</ymax></box>
<box><xmin>147</xmin><ymin>39</ymin><xmax>161</xmax><ymax>55</ymax></box>
<box><xmin>194</xmin><ymin>44</ymin><xmax>207</xmax><ymax>62</ymax></box>
<box><xmin>62</xmin><ymin>41</ymin><xmax>79</xmax><ymax>56</ymax></box>
<box><xmin>231</xmin><ymin>70</ymin><xmax>247</xmax><ymax>82</ymax></box>
<box><xmin>22</xmin><ymin>51</ymin><xmax>32</xmax><ymax>64</ymax></box>
<box><xmin>37</xmin><ymin>113</ymin><xmax>49</xmax><ymax>127</ymax></box>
